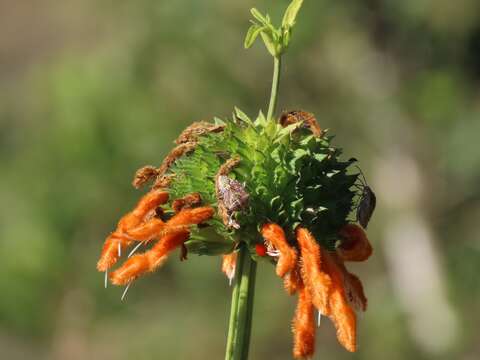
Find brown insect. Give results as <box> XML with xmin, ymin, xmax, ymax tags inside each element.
<box><xmin>280</xmin><ymin>110</ymin><xmax>322</xmax><ymax>137</ymax></box>
<box><xmin>216</xmin><ymin>175</ymin><xmax>249</xmax><ymax>229</ymax></box>
<box><xmin>215</xmin><ymin>157</ymin><xmax>249</xmax><ymax>229</ymax></box>
<box><xmin>354</xmin><ymin>167</ymin><xmax>376</xmax><ymax>229</ymax></box>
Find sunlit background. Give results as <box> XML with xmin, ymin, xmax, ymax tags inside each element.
<box><xmin>1</xmin><ymin>0</ymin><xmax>480</xmax><ymax>359</ymax></box>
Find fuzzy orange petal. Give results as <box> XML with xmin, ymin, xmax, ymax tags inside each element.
<box><xmin>261</xmin><ymin>223</ymin><xmax>297</xmax><ymax>278</ymax></box>
<box><xmin>221</xmin><ymin>252</ymin><xmax>238</xmax><ymax>283</ymax></box>
<box><xmin>284</xmin><ymin>265</ymin><xmax>302</xmax><ymax>296</ymax></box>
<box><xmin>296</xmin><ymin>227</ymin><xmax>332</xmax><ymax>315</ymax></box>
<box><xmin>322</xmin><ymin>251</ymin><xmax>357</xmax><ymax>352</ymax></box>
<box><xmin>109</xmin><ymin>207</ymin><xmax>214</xmax><ymax>285</ymax></box>
<box><xmin>129</xmin><ymin>190</ymin><xmax>169</xmax><ymax>220</ymax></box>
<box><xmin>292</xmin><ymin>285</ymin><xmax>316</xmax><ymax>359</ymax></box>
<box><xmin>167</xmin><ymin>206</ymin><xmax>215</xmax><ymax>226</ymax></box>
<box><xmin>125</xmin><ymin>206</ymin><xmax>214</xmax><ymax>242</ymax></box>
<box><xmin>125</xmin><ymin>218</ymin><xmax>166</xmax><ymax>241</ymax></box>
<box><xmin>337</xmin><ymin>224</ymin><xmax>372</xmax><ymax>262</ymax></box>
<box><xmin>97</xmin><ymin>234</ymin><xmax>129</xmax><ymax>272</ymax></box>
<box><xmin>110</xmin><ymin>230</ymin><xmax>189</xmax><ymax>285</ymax></box>
<box><xmin>96</xmin><ymin>190</ymin><xmax>169</xmax><ymax>272</ymax></box>
<box><xmin>343</xmin><ymin>271</ymin><xmax>367</xmax><ymax>312</ymax></box>
<box><xmin>330</xmin><ymin>252</ymin><xmax>368</xmax><ymax>312</ymax></box>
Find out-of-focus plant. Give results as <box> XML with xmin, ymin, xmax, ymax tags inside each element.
<box><xmin>96</xmin><ymin>1</ymin><xmax>375</xmax><ymax>359</ymax></box>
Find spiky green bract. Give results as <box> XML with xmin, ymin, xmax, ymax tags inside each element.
<box><xmin>166</xmin><ymin>109</ymin><xmax>358</xmax><ymax>256</ymax></box>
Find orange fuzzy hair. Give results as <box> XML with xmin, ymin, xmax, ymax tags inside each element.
<box><xmin>97</xmin><ymin>186</ymin><xmax>214</xmax><ymax>287</ymax></box>
<box><xmin>283</xmin><ymin>264</ymin><xmax>302</xmax><ymax>295</ymax></box>
<box><xmin>261</xmin><ymin>223</ymin><xmax>297</xmax><ymax>278</ymax></box>
<box><xmin>97</xmin><ymin>190</ymin><xmax>169</xmax><ymax>272</ymax></box>
<box><xmin>322</xmin><ymin>250</ymin><xmax>357</xmax><ymax>352</ymax></box>
<box><xmin>292</xmin><ymin>283</ymin><xmax>316</xmax><ymax>359</ymax></box>
<box><xmin>337</xmin><ymin>224</ymin><xmax>372</xmax><ymax>262</ymax></box>
<box><xmin>296</xmin><ymin>227</ymin><xmax>332</xmax><ymax>315</ymax></box>
<box><xmin>109</xmin><ymin>206</ymin><xmax>214</xmax><ymax>285</ymax></box>
<box><xmin>221</xmin><ymin>252</ymin><xmax>238</xmax><ymax>284</ymax></box>
<box><xmin>261</xmin><ymin>224</ymin><xmax>369</xmax><ymax>356</ymax></box>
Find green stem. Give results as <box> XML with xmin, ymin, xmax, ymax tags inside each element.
<box><xmin>225</xmin><ymin>245</ymin><xmax>257</xmax><ymax>360</ymax></box>
<box><xmin>267</xmin><ymin>56</ymin><xmax>282</xmax><ymax>121</ymax></box>
<box><xmin>225</xmin><ymin>51</ymin><xmax>282</xmax><ymax>360</ymax></box>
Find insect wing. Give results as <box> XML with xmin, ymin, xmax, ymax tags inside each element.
<box><xmin>219</xmin><ymin>177</ymin><xmax>249</xmax><ymax>211</ymax></box>
<box><xmin>357</xmin><ymin>186</ymin><xmax>376</xmax><ymax>229</ymax></box>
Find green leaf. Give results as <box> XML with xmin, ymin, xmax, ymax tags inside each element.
<box><xmin>274</xmin><ymin>122</ymin><xmax>302</xmax><ymax>143</ymax></box>
<box><xmin>282</xmin><ymin>28</ymin><xmax>292</xmax><ymax>48</ymax></box>
<box><xmin>234</xmin><ymin>107</ymin><xmax>254</xmax><ymax>125</ymax></box>
<box><xmin>282</xmin><ymin>0</ymin><xmax>304</xmax><ymax>29</ymax></box>
<box><xmin>313</xmin><ymin>153</ymin><xmax>328</xmax><ymax>162</ymax></box>
<box><xmin>254</xmin><ymin>110</ymin><xmax>268</xmax><ymax>128</ymax></box>
<box><xmin>251</xmin><ymin>8</ymin><xmax>268</xmax><ymax>25</ymax></box>
<box><xmin>260</xmin><ymin>32</ymin><xmax>277</xmax><ymax>57</ymax></box>
<box><xmin>213</xmin><ymin>117</ymin><xmax>226</xmax><ymax>126</ymax></box>
<box><xmin>244</xmin><ymin>24</ymin><xmax>265</xmax><ymax>49</ymax></box>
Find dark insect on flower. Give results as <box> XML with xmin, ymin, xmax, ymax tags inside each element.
<box><xmin>355</xmin><ymin>167</ymin><xmax>376</xmax><ymax>229</ymax></box>
<box><xmin>216</xmin><ymin>175</ymin><xmax>250</xmax><ymax>229</ymax></box>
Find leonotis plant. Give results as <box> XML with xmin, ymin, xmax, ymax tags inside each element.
<box><xmin>97</xmin><ymin>1</ymin><xmax>375</xmax><ymax>359</ymax></box>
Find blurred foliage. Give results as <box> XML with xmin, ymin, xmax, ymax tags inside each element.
<box><xmin>0</xmin><ymin>0</ymin><xmax>479</xmax><ymax>359</ymax></box>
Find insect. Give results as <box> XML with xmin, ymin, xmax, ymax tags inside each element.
<box><xmin>280</xmin><ymin>110</ymin><xmax>322</xmax><ymax>137</ymax></box>
<box><xmin>354</xmin><ymin>166</ymin><xmax>376</xmax><ymax>229</ymax></box>
<box><xmin>216</xmin><ymin>175</ymin><xmax>250</xmax><ymax>229</ymax></box>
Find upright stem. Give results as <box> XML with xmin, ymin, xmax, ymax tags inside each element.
<box><xmin>225</xmin><ymin>245</ymin><xmax>257</xmax><ymax>360</ymax></box>
<box><xmin>267</xmin><ymin>56</ymin><xmax>282</xmax><ymax>121</ymax></box>
<box><xmin>225</xmin><ymin>53</ymin><xmax>282</xmax><ymax>360</ymax></box>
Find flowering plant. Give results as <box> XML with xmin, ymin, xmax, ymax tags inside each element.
<box><xmin>97</xmin><ymin>1</ymin><xmax>375</xmax><ymax>358</ymax></box>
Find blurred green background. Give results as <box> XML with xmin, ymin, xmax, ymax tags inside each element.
<box><xmin>1</xmin><ymin>0</ymin><xmax>479</xmax><ymax>359</ymax></box>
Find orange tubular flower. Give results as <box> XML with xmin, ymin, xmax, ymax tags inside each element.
<box><xmin>283</xmin><ymin>265</ymin><xmax>302</xmax><ymax>295</ymax></box>
<box><xmin>222</xmin><ymin>252</ymin><xmax>238</xmax><ymax>285</ymax></box>
<box><xmin>342</xmin><ymin>270</ymin><xmax>368</xmax><ymax>312</ymax></box>
<box><xmin>97</xmin><ymin>190</ymin><xmax>214</xmax><ymax>287</ymax></box>
<box><xmin>97</xmin><ymin>190</ymin><xmax>169</xmax><ymax>272</ymax></box>
<box><xmin>261</xmin><ymin>223</ymin><xmax>297</xmax><ymax>278</ymax></box>
<box><xmin>110</xmin><ymin>230</ymin><xmax>190</xmax><ymax>285</ymax></box>
<box><xmin>296</xmin><ymin>227</ymin><xmax>332</xmax><ymax>315</ymax></box>
<box><xmin>291</xmin><ymin>225</ymin><xmax>371</xmax><ymax>354</ymax></box>
<box><xmin>337</xmin><ymin>224</ymin><xmax>373</xmax><ymax>262</ymax></box>
<box><xmin>322</xmin><ymin>250</ymin><xmax>357</xmax><ymax>352</ymax></box>
<box><xmin>292</xmin><ymin>283</ymin><xmax>316</xmax><ymax>359</ymax></box>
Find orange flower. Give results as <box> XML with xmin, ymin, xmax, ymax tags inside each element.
<box><xmin>218</xmin><ymin>223</ymin><xmax>372</xmax><ymax>357</ymax></box>
<box><xmin>321</xmin><ymin>250</ymin><xmax>357</xmax><ymax>352</ymax></box>
<box><xmin>292</xmin><ymin>283</ymin><xmax>316</xmax><ymax>359</ymax></box>
<box><xmin>97</xmin><ymin>190</ymin><xmax>169</xmax><ymax>272</ymax></box>
<box><xmin>261</xmin><ymin>223</ymin><xmax>297</xmax><ymax>278</ymax></box>
<box><xmin>272</xmin><ymin>224</ymin><xmax>372</xmax><ymax>357</ymax></box>
<box><xmin>97</xmin><ymin>189</ymin><xmax>214</xmax><ymax>287</ymax></box>
<box><xmin>283</xmin><ymin>265</ymin><xmax>302</xmax><ymax>295</ymax></box>
<box><xmin>337</xmin><ymin>224</ymin><xmax>372</xmax><ymax>262</ymax></box>
<box><xmin>222</xmin><ymin>252</ymin><xmax>238</xmax><ymax>285</ymax></box>
<box><xmin>296</xmin><ymin>227</ymin><xmax>332</xmax><ymax>315</ymax></box>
